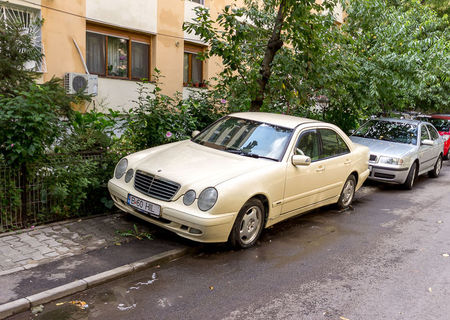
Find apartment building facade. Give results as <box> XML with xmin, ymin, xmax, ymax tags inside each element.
<box><xmin>1</xmin><ymin>0</ymin><xmax>343</xmax><ymax>111</ymax></box>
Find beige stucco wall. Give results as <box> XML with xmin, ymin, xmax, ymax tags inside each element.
<box><xmin>40</xmin><ymin>0</ymin><xmax>86</xmax><ymax>81</ymax></box>
<box><xmin>86</xmin><ymin>0</ymin><xmax>157</xmax><ymax>34</ymax></box>
<box><xmin>155</xmin><ymin>0</ymin><xmax>185</xmax><ymax>97</ymax></box>
<box><xmin>92</xmin><ymin>78</ymin><xmax>154</xmax><ymax>112</ymax></box>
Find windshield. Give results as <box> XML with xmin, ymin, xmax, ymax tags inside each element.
<box><xmin>428</xmin><ymin>118</ymin><xmax>450</xmax><ymax>132</ymax></box>
<box><xmin>192</xmin><ymin>116</ymin><xmax>293</xmax><ymax>161</ymax></box>
<box><xmin>353</xmin><ymin>120</ymin><xmax>418</xmax><ymax>145</ymax></box>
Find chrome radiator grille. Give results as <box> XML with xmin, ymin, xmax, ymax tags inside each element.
<box><xmin>134</xmin><ymin>170</ymin><xmax>180</xmax><ymax>201</ymax></box>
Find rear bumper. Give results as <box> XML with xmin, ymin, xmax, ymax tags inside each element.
<box><xmin>108</xmin><ymin>180</ymin><xmax>236</xmax><ymax>243</ymax></box>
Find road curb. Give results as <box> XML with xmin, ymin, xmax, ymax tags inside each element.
<box><xmin>0</xmin><ymin>247</ymin><xmax>194</xmax><ymax>319</ymax></box>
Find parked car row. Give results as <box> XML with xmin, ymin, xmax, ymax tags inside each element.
<box><xmin>108</xmin><ymin>112</ymin><xmax>447</xmax><ymax>249</ymax></box>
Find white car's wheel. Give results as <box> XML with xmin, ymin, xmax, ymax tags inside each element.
<box><xmin>337</xmin><ymin>175</ymin><xmax>356</xmax><ymax>209</ymax></box>
<box><xmin>229</xmin><ymin>199</ymin><xmax>264</xmax><ymax>249</ymax></box>
<box><xmin>403</xmin><ymin>162</ymin><xmax>417</xmax><ymax>190</ymax></box>
<box><xmin>429</xmin><ymin>155</ymin><xmax>443</xmax><ymax>178</ymax></box>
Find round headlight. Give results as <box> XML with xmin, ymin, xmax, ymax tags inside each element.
<box><xmin>198</xmin><ymin>187</ymin><xmax>218</xmax><ymax>211</ymax></box>
<box><xmin>115</xmin><ymin>158</ymin><xmax>128</xmax><ymax>179</ymax></box>
<box><xmin>124</xmin><ymin>169</ymin><xmax>134</xmax><ymax>183</ymax></box>
<box><xmin>183</xmin><ymin>190</ymin><xmax>196</xmax><ymax>206</ymax></box>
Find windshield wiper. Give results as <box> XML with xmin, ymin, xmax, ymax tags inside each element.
<box><xmin>224</xmin><ymin>147</ymin><xmax>277</xmax><ymax>161</ymax></box>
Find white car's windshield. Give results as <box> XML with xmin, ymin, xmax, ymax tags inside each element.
<box><xmin>192</xmin><ymin>116</ymin><xmax>293</xmax><ymax>161</ymax></box>
<box><xmin>353</xmin><ymin>120</ymin><xmax>418</xmax><ymax>145</ymax></box>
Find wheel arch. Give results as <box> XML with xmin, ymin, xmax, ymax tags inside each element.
<box><xmin>248</xmin><ymin>194</ymin><xmax>270</xmax><ymax>227</ymax></box>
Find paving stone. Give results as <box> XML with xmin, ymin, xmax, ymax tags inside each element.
<box><xmin>6</xmin><ymin>241</ymin><xmax>27</xmax><ymax>248</ymax></box>
<box><xmin>30</xmin><ymin>252</ymin><xmax>46</xmax><ymax>261</ymax></box>
<box><xmin>36</xmin><ymin>246</ymin><xmax>54</xmax><ymax>255</ymax></box>
<box><xmin>0</xmin><ymin>235</ymin><xmax>18</xmax><ymax>241</ymax></box>
<box><xmin>44</xmin><ymin>252</ymin><xmax>59</xmax><ymax>258</ymax></box>
<box><xmin>42</xmin><ymin>239</ymin><xmax>61</xmax><ymax>247</ymax></box>
<box><xmin>12</xmin><ymin>255</ymin><xmax>29</xmax><ymax>263</ymax></box>
<box><xmin>17</xmin><ymin>246</ymin><xmax>36</xmax><ymax>255</ymax></box>
<box><xmin>35</xmin><ymin>234</ymin><xmax>52</xmax><ymax>241</ymax></box>
<box><xmin>55</xmin><ymin>247</ymin><xmax>70</xmax><ymax>254</ymax></box>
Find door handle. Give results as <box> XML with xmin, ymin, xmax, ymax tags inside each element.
<box><xmin>344</xmin><ymin>159</ymin><xmax>352</xmax><ymax>165</ymax></box>
<box><xmin>316</xmin><ymin>165</ymin><xmax>325</xmax><ymax>173</ymax></box>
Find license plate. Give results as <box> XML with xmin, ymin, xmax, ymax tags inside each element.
<box><xmin>127</xmin><ymin>194</ymin><xmax>161</xmax><ymax>218</ymax></box>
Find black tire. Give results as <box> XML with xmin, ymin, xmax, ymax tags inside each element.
<box><xmin>337</xmin><ymin>175</ymin><xmax>356</xmax><ymax>209</ymax></box>
<box><xmin>403</xmin><ymin>162</ymin><xmax>417</xmax><ymax>190</ymax></box>
<box><xmin>229</xmin><ymin>199</ymin><xmax>265</xmax><ymax>249</ymax></box>
<box><xmin>428</xmin><ymin>155</ymin><xmax>443</xmax><ymax>178</ymax></box>
<box><xmin>443</xmin><ymin>153</ymin><xmax>449</xmax><ymax>161</ymax></box>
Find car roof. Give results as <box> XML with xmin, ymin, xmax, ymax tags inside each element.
<box><xmin>373</xmin><ymin>117</ymin><xmax>422</xmax><ymax>125</ymax></box>
<box><xmin>430</xmin><ymin>114</ymin><xmax>450</xmax><ymax>120</ymax></box>
<box><xmin>229</xmin><ymin>112</ymin><xmax>321</xmax><ymax>129</ymax></box>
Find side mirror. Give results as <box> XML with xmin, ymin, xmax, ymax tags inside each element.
<box><xmin>192</xmin><ymin>130</ymin><xmax>200</xmax><ymax>138</ymax></box>
<box><xmin>292</xmin><ymin>155</ymin><xmax>311</xmax><ymax>166</ymax></box>
<box><xmin>422</xmin><ymin>139</ymin><xmax>434</xmax><ymax>146</ymax></box>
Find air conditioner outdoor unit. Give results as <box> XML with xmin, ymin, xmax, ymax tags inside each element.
<box><xmin>64</xmin><ymin>73</ymin><xmax>98</xmax><ymax>96</ymax></box>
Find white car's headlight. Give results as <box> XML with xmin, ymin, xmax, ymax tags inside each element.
<box><xmin>442</xmin><ymin>135</ymin><xmax>450</xmax><ymax>142</ymax></box>
<box><xmin>183</xmin><ymin>190</ymin><xmax>196</xmax><ymax>206</ymax></box>
<box><xmin>115</xmin><ymin>158</ymin><xmax>128</xmax><ymax>179</ymax></box>
<box><xmin>379</xmin><ymin>156</ymin><xmax>404</xmax><ymax>165</ymax></box>
<box><xmin>198</xmin><ymin>187</ymin><xmax>218</xmax><ymax>211</ymax></box>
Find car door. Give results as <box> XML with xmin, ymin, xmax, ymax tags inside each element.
<box><xmin>316</xmin><ymin>128</ymin><xmax>353</xmax><ymax>200</ymax></box>
<box><xmin>427</xmin><ymin>124</ymin><xmax>442</xmax><ymax>161</ymax></box>
<box><xmin>282</xmin><ymin>129</ymin><xmax>323</xmax><ymax>215</ymax></box>
<box><xmin>281</xmin><ymin>128</ymin><xmax>352</xmax><ymax>216</ymax></box>
<box><xmin>418</xmin><ymin>124</ymin><xmax>434</xmax><ymax>172</ymax></box>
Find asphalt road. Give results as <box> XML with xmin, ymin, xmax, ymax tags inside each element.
<box><xmin>12</xmin><ymin>160</ymin><xmax>450</xmax><ymax>320</ymax></box>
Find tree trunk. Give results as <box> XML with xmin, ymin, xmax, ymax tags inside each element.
<box><xmin>250</xmin><ymin>0</ymin><xmax>286</xmax><ymax>112</ymax></box>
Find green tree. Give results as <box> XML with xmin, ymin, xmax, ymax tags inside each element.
<box><xmin>338</xmin><ymin>0</ymin><xmax>450</xmax><ymax>115</ymax></box>
<box><xmin>184</xmin><ymin>0</ymin><xmax>340</xmax><ymax>112</ymax></box>
<box><xmin>0</xmin><ymin>17</ymin><xmax>42</xmax><ymax>96</ymax></box>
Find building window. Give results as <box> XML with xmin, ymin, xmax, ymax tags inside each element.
<box><xmin>189</xmin><ymin>0</ymin><xmax>205</xmax><ymax>5</ymax></box>
<box><xmin>86</xmin><ymin>26</ymin><xmax>150</xmax><ymax>80</ymax></box>
<box><xmin>0</xmin><ymin>3</ymin><xmax>44</xmax><ymax>72</ymax></box>
<box><xmin>183</xmin><ymin>43</ymin><xmax>204</xmax><ymax>87</ymax></box>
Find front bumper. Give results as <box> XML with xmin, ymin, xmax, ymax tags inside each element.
<box><xmin>108</xmin><ymin>180</ymin><xmax>236</xmax><ymax>243</ymax></box>
<box><xmin>367</xmin><ymin>164</ymin><xmax>410</xmax><ymax>184</ymax></box>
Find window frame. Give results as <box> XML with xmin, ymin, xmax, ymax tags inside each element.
<box><xmin>183</xmin><ymin>43</ymin><xmax>205</xmax><ymax>87</ymax></box>
<box><xmin>86</xmin><ymin>23</ymin><xmax>151</xmax><ymax>81</ymax></box>
<box><xmin>189</xmin><ymin>0</ymin><xmax>205</xmax><ymax>5</ymax></box>
<box><xmin>294</xmin><ymin>127</ymin><xmax>351</xmax><ymax>162</ymax></box>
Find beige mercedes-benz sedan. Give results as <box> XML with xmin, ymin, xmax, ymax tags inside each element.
<box><xmin>108</xmin><ymin>112</ymin><xmax>370</xmax><ymax>248</ymax></box>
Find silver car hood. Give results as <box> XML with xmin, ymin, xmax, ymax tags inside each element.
<box><xmin>349</xmin><ymin>136</ymin><xmax>416</xmax><ymax>158</ymax></box>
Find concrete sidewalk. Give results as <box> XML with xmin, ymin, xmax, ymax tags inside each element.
<box><xmin>0</xmin><ymin>213</ymin><xmax>195</xmax><ymax>318</ymax></box>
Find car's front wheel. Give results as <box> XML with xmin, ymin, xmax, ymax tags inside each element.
<box><xmin>403</xmin><ymin>162</ymin><xmax>417</xmax><ymax>190</ymax></box>
<box><xmin>429</xmin><ymin>155</ymin><xmax>443</xmax><ymax>178</ymax></box>
<box><xmin>337</xmin><ymin>175</ymin><xmax>356</xmax><ymax>209</ymax></box>
<box><xmin>229</xmin><ymin>199</ymin><xmax>265</xmax><ymax>249</ymax></box>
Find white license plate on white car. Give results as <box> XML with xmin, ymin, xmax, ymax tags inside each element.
<box><xmin>127</xmin><ymin>194</ymin><xmax>161</xmax><ymax>218</ymax></box>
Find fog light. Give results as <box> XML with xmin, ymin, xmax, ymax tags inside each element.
<box><xmin>189</xmin><ymin>228</ymin><xmax>202</xmax><ymax>235</ymax></box>
<box><xmin>125</xmin><ymin>169</ymin><xmax>134</xmax><ymax>183</ymax></box>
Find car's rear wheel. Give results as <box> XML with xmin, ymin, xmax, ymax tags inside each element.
<box><xmin>403</xmin><ymin>162</ymin><xmax>417</xmax><ymax>190</ymax></box>
<box><xmin>337</xmin><ymin>175</ymin><xmax>356</xmax><ymax>209</ymax></box>
<box><xmin>229</xmin><ymin>199</ymin><xmax>264</xmax><ymax>249</ymax></box>
<box><xmin>429</xmin><ymin>155</ymin><xmax>443</xmax><ymax>178</ymax></box>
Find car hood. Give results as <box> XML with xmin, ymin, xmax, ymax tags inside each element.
<box><xmin>349</xmin><ymin>136</ymin><xmax>415</xmax><ymax>158</ymax></box>
<box><xmin>130</xmin><ymin>140</ymin><xmax>276</xmax><ymax>190</ymax></box>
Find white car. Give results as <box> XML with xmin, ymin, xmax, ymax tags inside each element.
<box><xmin>350</xmin><ymin>118</ymin><xmax>444</xmax><ymax>189</ymax></box>
<box><xmin>109</xmin><ymin>112</ymin><xmax>370</xmax><ymax>248</ymax></box>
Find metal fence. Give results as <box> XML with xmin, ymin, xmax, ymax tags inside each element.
<box><xmin>0</xmin><ymin>153</ymin><xmax>109</xmax><ymax>233</ymax></box>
